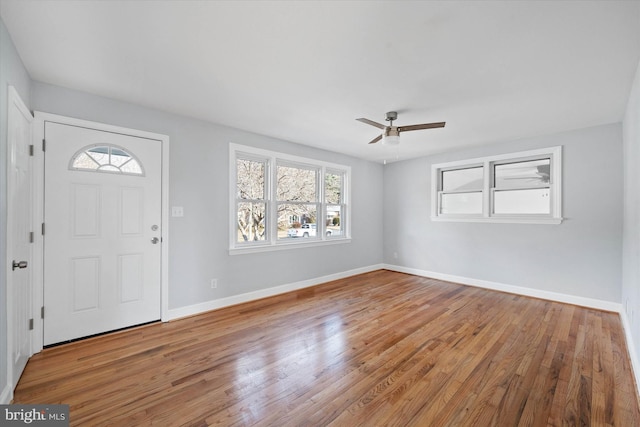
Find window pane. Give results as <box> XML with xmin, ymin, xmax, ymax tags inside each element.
<box><xmin>71</xmin><ymin>145</ymin><xmax>143</xmax><ymax>176</ymax></box>
<box><xmin>494</xmin><ymin>189</ymin><xmax>550</xmax><ymax>214</ymax></box>
<box><xmin>237</xmin><ymin>202</ymin><xmax>266</xmax><ymax>242</ymax></box>
<box><xmin>326</xmin><ymin>205</ymin><xmax>343</xmax><ymax>237</ymax></box>
<box><xmin>278</xmin><ymin>204</ymin><xmax>317</xmax><ymax>239</ymax></box>
<box><xmin>110</xmin><ymin>149</ymin><xmax>131</xmax><ymax>167</ymax></box>
<box><xmin>325</xmin><ymin>171</ymin><xmax>343</xmax><ymax>204</ymax></box>
<box><xmin>440</xmin><ymin>192</ymin><xmax>482</xmax><ymax>214</ymax></box>
<box><xmin>277</xmin><ymin>165</ymin><xmax>317</xmax><ymax>202</ymax></box>
<box><xmin>121</xmin><ymin>160</ymin><xmax>143</xmax><ymax>175</ymax></box>
<box><xmin>73</xmin><ymin>152</ymin><xmax>99</xmax><ymax>170</ymax></box>
<box><xmin>237</xmin><ymin>158</ymin><xmax>265</xmax><ymax>200</ymax></box>
<box><xmin>494</xmin><ymin>159</ymin><xmax>550</xmax><ymax>189</ymax></box>
<box><xmin>87</xmin><ymin>148</ymin><xmax>110</xmax><ymax>166</ymax></box>
<box><xmin>442</xmin><ymin>167</ymin><xmax>483</xmax><ymax>192</ymax></box>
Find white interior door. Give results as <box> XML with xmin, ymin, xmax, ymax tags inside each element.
<box><xmin>6</xmin><ymin>86</ymin><xmax>34</xmax><ymax>390</ymax></box>
<box><xmin>43</xmin><ymin>122</ymin><xmax>162</xmax><ymax>345</ymax></box>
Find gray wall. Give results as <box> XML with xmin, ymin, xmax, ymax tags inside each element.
<box><xmin>383</xmin><ymin>123</ymin><xmax>623</xmax><ymax>303</ymax></box>
<box><xmin>623</xmin><ymin>57</ymin><xmax>640</xmax><ymax>362</ymax></box>
<box><xmin>30</xmin><ymin>81</ymin><xmax>384</xmax><ymax>310</ymax></box>
<box><xmin>0</xmin><ymin>17</ymin><xmax>31</xmax><ymax>399</ymax></box>
<box><xmin>2</xmin><ymin>10</ymin><xmax>636</xmax><ymax>397</ymax></box>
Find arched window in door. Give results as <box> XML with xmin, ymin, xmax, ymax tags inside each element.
<box><xmin>69</xmin><ymin>144</ymin><xmax>144</xmax><ymax>176</ymax></box>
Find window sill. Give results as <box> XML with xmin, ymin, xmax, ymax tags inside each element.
<box><xmin>431</xmin><ymin>216</ymin><xmax>563</xmax><ymax>225</ymax></box>
<box><xmin>229</xmin><ymin>237</ymin><xmax>352</xmax><ymax>255</ymax></box>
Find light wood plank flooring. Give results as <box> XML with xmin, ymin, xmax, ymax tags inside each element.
<box><xmin>14</xmin><ymin>270</ymin><xmax>640</xmax><ymax>426</ymax></box>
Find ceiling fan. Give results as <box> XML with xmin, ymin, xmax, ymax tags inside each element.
<box><xmin>356</xmin><ymin>111</ymin><xmax>445</xmax><ymax>145</ymax></box>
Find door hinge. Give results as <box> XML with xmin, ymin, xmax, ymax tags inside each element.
<box><xmin>41</xmin><ymin>223</ymin><xmax>45</xmax><ymax>236</ymax></box>
<box><xmin>42</xmin><ymin>139</ymin><xmax>46</xmax><ymax>152</ymax></box>
<box><xmin>29</xmin><ymin>144</ymin><xmax>34</xmax><ymax>156</ymax></box>
<box><xmin>41</xmin><ymin>306</ymin><xmax>45</xmax><ymax>319</ymax></box>
<box><xmin>29</xmin><ymin>231</ymin><xmax>34</xmax><ymax>243</ymax></box>
<box><xmin>29</xmin><ymin>319</ymin><xmax>34</xmax><ymax>330</ymax></box>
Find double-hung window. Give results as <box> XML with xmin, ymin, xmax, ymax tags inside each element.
<box><xmin>492</xmin><ymin>157</ymin><xmax>551</xmax><ymax>215</ymax></box>
<box><xmin>324</xmin><ymin>169</ymin><xmax>346</xmax><ymax>238</ymax></box>
<box><xmin>439</xmin><ymin>165</ymin><xmax>484</xmax><ymax>215</ymax></box>
<box><xmin>235</xmin><ymin>154</ymin><xmax>268</xmax><ymax>242</ymax></box>
<box><xmin>230</xmin><ymin>144</ymin><xmax>350</xmax><ymax>253</ymax></box>
<box><xmin>276</xmin><ymin>162</ymin><xmax>319</xmax><ymax>240</ymax></box>
<box><xmin>432</xmin><ymin>146</ymin><xmax>562</xmax><ymax>224</ymax></box>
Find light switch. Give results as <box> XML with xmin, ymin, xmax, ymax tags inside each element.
<box><xmin>171</xmin><ymin>206</ymin><xmax>184</xmax><ymax>217</ymax></box>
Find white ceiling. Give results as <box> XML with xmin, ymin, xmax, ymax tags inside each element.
<box><xmin>2</xmin><ymin>1</ymin><xmax>639</xmax><ymax>163</ymax></box>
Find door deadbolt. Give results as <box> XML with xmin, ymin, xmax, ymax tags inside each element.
<box><xmin>12</xmin><ymin>260</ymin><xmax>27</xmax><ymax>271</ymax></box>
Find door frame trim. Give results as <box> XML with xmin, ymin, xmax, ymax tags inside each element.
<box><xmin>32</xmin><ymin>112</ymin><xmax>170</xmax><ymax>354</ymax></box>
<box><xmin>5</xmin><ymin>86</ymin><xmax>34</xmax><ymax>401</ymax></box>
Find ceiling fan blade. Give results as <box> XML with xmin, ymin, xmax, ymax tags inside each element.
<box><xmin>397</xmin><ymin>122</ymin><xmax>446</xmax><ymax>133</ymax></box>
<box><xmin>357</xmin><ymin>118</ymin><xmax>386</xmax><ymax>130</ymax></box>
<box><xmin>368</xmin><ymin>134</ymin><xmax>383</xmax><ymax>144</ymax></box>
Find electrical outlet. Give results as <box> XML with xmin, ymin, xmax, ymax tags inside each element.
<box><xmin>211</xmin><ymin>279</ymin><xmax>217</xmax><ymax>289</ymax></box>
<box><xmin>171</xmin><ymin>206</ymin><xmax>184</xmax><ymax>217</ymax></box>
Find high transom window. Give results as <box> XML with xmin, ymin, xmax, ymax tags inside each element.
<box><xmin>431</xmin><ymin>146</ymin><xmax>562</xmax><ymax>224</ymax></box>
<box><xmin>70</xmin><ymin>144</ymin><xmax>144</xmax><ymax>176</ymax></box>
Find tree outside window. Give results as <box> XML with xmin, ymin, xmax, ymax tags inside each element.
<box><xmin>231</xmin><ymin>144</ymin><xmax>350</xmax><ymax>251</ymax></box>
<box><xmin>236</xmin><ymin>157</ymin><xmax>266</xmax><ymax>242</ymax></box>
<box><xmin>276</xmin><ymin>163</ymin><xmax>318</xmax><ymax>239</ymax></box>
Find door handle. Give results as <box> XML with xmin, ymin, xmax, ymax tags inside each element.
<box><xmin>12</xmin><ymin>260</ymin><xmax>27</xmax><ymax>271</ymax></box>
<box><xmin>151</xmin><ymin>237</ymin><xmax>160</xmax><ymax>244</ymax></box>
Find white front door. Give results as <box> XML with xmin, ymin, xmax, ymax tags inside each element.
<box><xmin>7</xmin><ymin>87</ymin><xmax>33</xmax><ymax>390</ymax></box>
<box><xmin>43</xmin><ymin>122</ymin><xmax>162</xmax><ymax>345</ymax></box>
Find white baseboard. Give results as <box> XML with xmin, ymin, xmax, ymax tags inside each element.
<box><xmin>383</xmin><ymin>264</ymin><xmax>623</xmax><ymax>312</ymax></box>
<box><xmin>166</xmin><ymin>264</ymin><xmax>385</xmax><ymax>321</ymax></box>
<box><xmin>620</xmin><ymin>311</ymin><xmax>640</xmax><ymax>397</ymax></box>
<box><xmin>0</xmin><ymin>382</ymin><xmax>12</xmax><ymax>404</ymax></box>
<box><xmin>168</xmin><ymin>262</ymin><xmax>622</xmax><ymax>320</ymax></box>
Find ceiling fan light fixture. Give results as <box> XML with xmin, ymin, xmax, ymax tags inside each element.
<box><xmin>382</xmin><ymin>134</ymin><xmax>400</xmax><ymax>145</ymax></box>
<box><xmin>382</xmin><ymin>126</ymin><xmax>400</xmax><ymax>145</ymax></box>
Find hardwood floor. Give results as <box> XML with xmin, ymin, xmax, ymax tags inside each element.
<box><xmin>13</xmin><ymin>270</ymin><xmax>640</xmax><ymax>426</ymax></box>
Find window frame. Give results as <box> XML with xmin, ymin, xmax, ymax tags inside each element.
<box><xmin>438</xmin><ymin>163</ymin><xmax>485</xmax><ymax>218</ymax></box>
<box><xmin>431</xmin><ymin>146</ymin><xmax>562</xmax><ymax>224</ymax></box>
<box><xmin>230</xmin><ymin>143</ymin><xmax>351</xmax><ymax>254</ymax></box>
<box><xmin>324</xmin><ymin>168</ymin><xmax>347</xmax><ymax>239</ymax></box>
<box><xmin>69</xmin><ymin>143</ymin><xmax>145</xmax><ymax>176</ymax></box>
<box><xmin>275</xmin><ymin>160</ymin><xmax>321</xmax><ymax>243</ymax></box>
<box><xmin>235</xmin><ymin>153</ymin><xmax>269</xmax><ymax>244</ymax></box>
